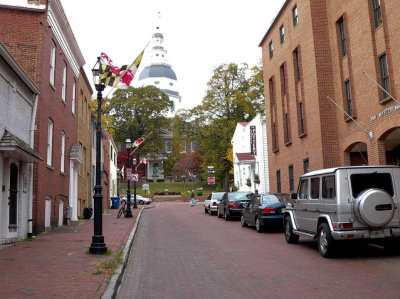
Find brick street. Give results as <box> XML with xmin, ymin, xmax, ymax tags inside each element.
<box><xmin>118</xmin><ymin>203</ymin><xmax>400</xmax><ymax>299</ymax></box>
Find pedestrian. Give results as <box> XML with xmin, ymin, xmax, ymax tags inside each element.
<box><xmin>190</xmin><ymin>190</ymin><xmax>195</xmax><ymax>206</ymax></box>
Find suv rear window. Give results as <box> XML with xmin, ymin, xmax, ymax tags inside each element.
<box><xmin>350</xmin><ymin>172</ymin><xmax>394</xmax><ymax>197</ymax></box>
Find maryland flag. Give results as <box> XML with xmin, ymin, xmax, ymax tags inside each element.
<box><xmin>133</xmin><ymin>138</ymin><xmax>144</xmax><ymax>148</ymax></box>
<box><xmin>99</xmin><ymin>51</ymin><xmax>143</xmax><ymax>89</ymax></box>
<box><xmin>120</xmin><ymin>165</ymin><xmax>125</xmax><ymax>179</ymax></box>
<box><xmin>140</xmin><ymin>158</ymin><xmax>149</xmax><ymax>165</ymax></box>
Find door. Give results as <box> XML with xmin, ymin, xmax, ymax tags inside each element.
<box><xmin>58</xmin><ymin>201</ymin><xmax>64</xmax><ymax>226</ymax></box>
<box><xmin>8</xmin><ymin>163</ymin><xmax>18</xmax><ymax>231</ymax></box>
<box><xmin>293</xmin><ymin>178</ymin><xmax>309</xmax><ymax>231</ymax></box>
<box><xmin>45</xmin><ymin>199</ymin><xmax>51</xmax><ymax>227</ymax></box>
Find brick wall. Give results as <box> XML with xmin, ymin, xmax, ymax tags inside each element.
<box><xmin>261</xmin><ymin>0</ymin><xmax>400</xmax><ymax>193</ymax></box>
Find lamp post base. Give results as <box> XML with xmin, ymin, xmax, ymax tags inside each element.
<box><xmin>125</xmin><ymin>208</ymin><xmax>133</xmax><ymax>218</ymax></box>
<box><xmin>89</xmin><ymin>235</ymin><xmax>107</xmax><ymax>254</ymax></box>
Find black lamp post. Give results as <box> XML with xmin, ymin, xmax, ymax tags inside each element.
<box><xmin>117</xmin><ymin>168</ymin><xmax>120</xmax><ymax>197</ymax></box>
<box><xmin>125</xmin><ymin>138</ymin><xmax>133</xmax><ymax>218</ymax></box>
<box><xmin>133</xmin><ymin>156</ymin><xmax>138</xmax><ymax>209</ymax></box>
<box><xmin>89</xmin><ymin>57</ymin><xmax>107</xmax><ymax>254</ymax></box>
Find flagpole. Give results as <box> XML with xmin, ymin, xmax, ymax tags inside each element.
<box><xmin>362</xmin><ymin>70</ymin><xmax>400</xmax><ymax>106</ymax></box>
<box><xmin>103</xmin><ymin>42</ymin><xmax>150</xmax><ymax>99</ymax></box>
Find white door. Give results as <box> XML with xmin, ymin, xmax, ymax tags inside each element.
<box><xmin>45</xmin><ymin>199</ymin><xmax>51</xmax><ymax>227</ymax></box>
<box><xmin>58</xmin><ymin>201</ymin><xmax>64</xmax><ymax>226</ymax></box>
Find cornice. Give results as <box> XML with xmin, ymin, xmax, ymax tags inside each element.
<box><xmin>47</xmin><ymin>0</ymin><xmax>85</xmax><ymax>77</ymax></box>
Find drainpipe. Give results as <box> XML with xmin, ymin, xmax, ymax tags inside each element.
<box><xmin>28</xmin><ymin>94</ymin><xmax>38</xmax><ymax>238</ymax></box>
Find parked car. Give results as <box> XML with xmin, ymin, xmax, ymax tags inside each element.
<box><xmin>204</xmin><ymin>192</ymin><xmax>225</xmax><ymax>215</ymax></box>
<box><xmin>284</xmin><ymin>165</ymin><xmax>400</xmax><ymax>258</ymax></box>
<box><xmin>217</xmin><ymin>192</ymin><xmax>251</xmax><ymax>220</ymax></box>
<box><xmin>120</xmin><ymin>194</ymin><xmax>152</xmax><ymax>205</ymax></box>
<box><xmin>241</xmin><ymin>193</ymin><xmax>291</xmax><ymax>232</ymax></box>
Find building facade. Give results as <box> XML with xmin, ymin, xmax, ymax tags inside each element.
<box><xmin>77</xmin><ymin>68</ymin><xmax>92</xmax><ymax>218</ymax></box>
<box><xmin>232</xmin><ymin>114</ymin><xmax>270</xmax><ymax>194</ymax></box>
<box><xmin>0</xmin><ymin>0</ymin><xmax>85</xmax><ymax>233</ymax></box>
<box><xmin>0</xmin><ymin>42</ymin><xmax>41</xmax><ymax>244</ymax></box>
<box><xmin>260</xmin><ymin>0</ymin><xmax>400</xmax><ymax>194</ymax></box>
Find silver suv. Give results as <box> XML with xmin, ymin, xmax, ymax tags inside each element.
<box><xmin>284</xmin><ymin>166</ymin><xmax>400</xmax><ymax>257</ymax></box>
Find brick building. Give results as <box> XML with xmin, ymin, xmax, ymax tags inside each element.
<box><xmin>77</xmin><ymin>68</ymin><xmax>92</xmax><ymax>218</ymax></box>
<box><xmin>260</xmin><ymin>0</ymin><xmax>400</xmax><ymax>193</ymax></box>
<box><xmin>0</xmin><ymin>0</ymin><xmax>85</xmax><ymax>233</ymax></box>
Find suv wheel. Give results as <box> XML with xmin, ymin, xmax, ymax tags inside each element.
<box><xmin>317</xmin><ymin>223</ymin><xmax>336</xmax><ymax>258</ymax></box>
<box><xmin>241</xmin><ymin>215</ymin><xmax>247</xmax><ymax>227</ymax></box>
<box><xmin>284</xmin><ymin>217</ymin><xmax>299</xmax><ymax>244</ymax></box>
<box><xmin>224</xmin><ymin>209</ymin><xmax>230</xmax><ymax>221</ymax></box>
<box><xmin>384</xmin><ymin>238</ymin><xmax>400</xmax><ymax>253</ymax></box>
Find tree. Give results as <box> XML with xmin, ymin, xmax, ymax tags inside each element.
<box><xmin>174</xmin><ymin>63</ymin><xmax>264</xmax><ymax>191</ymax></box>
<box><xmin>105</xmin><ymin>86</ymin><xmax>173</xmax><ymax>156</ymax></box>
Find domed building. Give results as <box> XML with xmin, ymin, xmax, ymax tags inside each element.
<box><xmin>135</xmin><ymin>22</ymin><xmax>181</xmax><ymax>117</ymax></box>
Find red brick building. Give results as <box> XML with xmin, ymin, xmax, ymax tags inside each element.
<box><xmin>260</xmin><ymin>0</ymin><xmax>400</xmax><ymax>193</ymax></box>
<box><xmin>0</xmin><ymin>0</ymin><xmax>85</xmax><ymax>233</ymax></box>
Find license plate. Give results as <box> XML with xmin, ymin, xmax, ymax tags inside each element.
<box><xmin>370</xmin><ymin>230</ymin><xmax>385</xmax><ymax>239</ymax></box>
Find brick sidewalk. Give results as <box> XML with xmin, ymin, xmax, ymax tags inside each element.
<box><xmin>0</xmin><ymin>207</ymin><xmax>144</xmax><ymax>299</ymax></box>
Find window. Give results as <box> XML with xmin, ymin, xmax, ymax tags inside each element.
<box><xmin>345</xmin><ymin>79</ymin><xmax>353</xmax><ymax>116</ymax></box>
<box><xmin>269</xmin><ymin>78</ymin><xmax>274</xmax><ymax>106</ymax></box>
<box><xmin>299</xmin><ymin>102</ymin><xmax>305</xmax><ymax>134</ymax></box>
<box><xmin>322</xmin><ymin>176</ymin><xmax>336</xmax><ymax>199</ymax></box>
<box><xmin>289</xmin><ymin>165</ymin><xmax>294</xmax><ymax>192</ymax></box>
<box><xmin>338</xmin><ymin>18</ymin><xmax>347</xmax><ymax>57</ymax></box>
<box><xmin>181</xmin><ymin>142</ymin><xmax>186</xmax><ymax>153</ymax></box>
<box><xmin>165</xmin><ymin>141</ymin><xmax>172</xmax><ymax>153</ymax></box>
<box><xmin>277</xmin><ymin>170</ymin><xmax>281</xmax><ymax>193</ymax></box>
<box><xmin>62</xmin><ymin>62</ymin><xmax>67</xmax><ymax>101</ymax></box>
<box><xmin>280</xmin><ymin>25</ymin><xmax>285</xmax><ymax>44</ymax></box>
<box><xmin>269</xmin><ymin>41</ymin><xmax>273</xmax><ymax>59</ymax></box>
<box><xmin>351</xmin><ymin>172</ymin><xmax>393</xmax><ymax>197</ymax></box>
<box><xmin>294</xmin><ymin>48</ymin><xmax>300</xmax><ymax>82</ymax></box>
<box><xmin>272</xmin><ymin>122</ymin><xmax>277</xmax><ymax>150</ymax></box>
<box><xmin>310</xmin><ymin>177</ymin><xmax>320</xmax><ymax>199</ymax></box>
<box><xmin>191</xmin><ymin>141</ymin><xmax>198</xmax><ymax>152</ymax></box>
<box><xmin>292</xmin><ymin>5</ymin><xmax>298</xmax><ymax>26</ymax></box>
<box><xmin>298</xmin><ymin>178</ymin><xmax>308</xmax><ymax>199</ymax></box>
<box><xmin>303</xmin><ymin>158</ymin><xmax>309</xmax><ymax>173</ymax></box>
<box><xmin>72</xmin><ymin>81</ymin><xmax>76</xmax><ymax>114</ymax></box>
<box><xmin>372</xmin><ymin>0</ymin><xmax>382</xmax><ymax>28</ymax></box>
<box><xmin>280</xmin><ymin>64</ymin><xmax>286</xmax><ymax>95</ymax></box>
<box><xmin>47</xmin><ymin>120</ymin><xmax>53</xmax><ymax>166</ymax></box>
<box><xmin>50</xmin><ymin>41</ymin><xmax>56</xmax><ymax>86</ymax></box>
<box><xmin>285</xmin><ymin>113</ymin><xmax>290</xmax><ymax>143</ymax></box>
<box><xmin>61</xmin><ymin>131</ymin><xmax>65</xmax><ymax>172</ymax></box>
<box><xmin>379</xmin><ymin>53</ymin><xmax>390</xmax><ymax>99</ymax></box>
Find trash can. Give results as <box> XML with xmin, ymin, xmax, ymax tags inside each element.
<box><xmin>111</xmin><ymin>197</ymin><xmax>120</xmax><ymax>209</ymax></box>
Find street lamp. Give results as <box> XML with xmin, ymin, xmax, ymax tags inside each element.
<box><xmin>125</xmin><ymin>138</ymin><xmax>133</xmax><ymax>218</ymax></box>
<box><xmin>117</xmin><ymin>168</ymin><xmax>120</xmax><ymax>197</ymax></box>
<box><xmin>133</xmin><ymin>156</ymin><xmax>138</xmax><ymax>209</ymax></box>
<box><xmin>89</xmin><ymin>57</ymin><xmax>107</xmax><ymax>254</ymax></box>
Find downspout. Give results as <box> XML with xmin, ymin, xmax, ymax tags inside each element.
<box><xmin>28</xmin><ymin>94</ymin><xmax>38</xmax><ymax>238</ymax></box>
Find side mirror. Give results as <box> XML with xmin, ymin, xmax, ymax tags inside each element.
<box><xmin>291</xmin><ymin>193</ymin><xmax>297</xmax><ymax>200</ymax></box>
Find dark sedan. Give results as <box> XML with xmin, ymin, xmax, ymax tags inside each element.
<box><xmin>241</xmin><ymin>194</ymin><xmax>289</xmax><ymax>232</ymax></box>
<box><xmin>217</xmin><ymin>192</ymin><xmax>251</xmax><ymax>221</ymax></box>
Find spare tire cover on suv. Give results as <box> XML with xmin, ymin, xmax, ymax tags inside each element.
<box><xmin>354</xmin><ymin>188</ymin><xmax>395</xmax><ymax>228</ymax></box>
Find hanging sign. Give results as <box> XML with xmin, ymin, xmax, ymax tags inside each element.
<box><xmin>250</xmin><ymin>126</ymin><xmax>256</xmax><ymax>155</ymax></box>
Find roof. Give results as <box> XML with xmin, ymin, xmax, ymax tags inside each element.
<box><xmin>161</xmin><ymin>89</ymin><xmax>180</xmax><ymax>97</ymax></box>
<box><xmin>0</xmin><ymin>130</ymin><xmax>42</xmax><ymax>162</ymax></box>
<box><xmin>239</xmin><ymin>122</ymin><xmax>248</xmax><ymax>127</ymax></box>
<box><xmin>139</xmin><ymin>64</ymin><xmax>177</xmax><ymax>81</ymax></box>
<box><xmin>302</xmin><ymin>165</ymin><xmax>400</xmax><ymax>177</ymax></box>
<box><xmin>236</xmin><ymin>153</ymin><xmax>255</xmax><ymax>162</ymax></box>
<box><xmin>259</xmin><ymin>0</ymin><xmax>290</xmax><ymax>47</ymax></box>
<box><xmin>152</xmin><ymin>33</ymin><xmax>164</xmax><ymax>39</ymax></box>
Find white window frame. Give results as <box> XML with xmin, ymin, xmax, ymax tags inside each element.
<box><xmin>72</xmin><ymin>81</ymin><xmax>76</xmax><ymax>114</ymax></box>
<box><xmin>61</xmin><ymin>131</ymin><xmax>65</xmax><ymax>172</ymax></box>
<box><xmin>180</xmin><ymin>141</ymin><xmax>186</xmax><ymax>153</ymax></box>
<box><xmin>191</xmin><ymin>141</ymin><xmax>197</xmax><ymax>152</ymax></box>
<box><xmin>50</xmin><ymin>41</ymin><xmax>56</xmax><ymax>86</ymax></box>
<box><xmin>62</xmin><ymin>62</ymin><xmax>67</xmax><ymax>102</ymax></box>
<box><xmin>47</xmin><ymin>120</ymin><xmax>53</xmax><ymax>166</ymax></box>
<box><xmin>165</xmin><ymin>141</ymin><xmax>172</xmax><ymax>153</ymax></box>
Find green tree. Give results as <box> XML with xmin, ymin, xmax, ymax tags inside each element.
<box><xmin>175</xmin><ymin>63</ymin><xmax>264</xmax><ymax>191</ymax></box>
<box><xmin>105</xmin><ymin>86</ymin><xmax>173</xmax><ymax>155</ymax></box>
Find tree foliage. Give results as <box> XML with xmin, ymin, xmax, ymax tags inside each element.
<box><xmin>104</xmin><ymin>86</ymin><xmax>173</xmax><ymax>156</ymax></box>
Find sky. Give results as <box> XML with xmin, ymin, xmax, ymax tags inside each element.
<box><xmin>61</xmin><ymin>0</ymin><xmax>286</xmax><ymax>109</ymax></box>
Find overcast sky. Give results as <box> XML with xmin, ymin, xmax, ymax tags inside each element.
<box><xmin>62</xmin><ymin>0</ymin><xmax>285</xmax><ymax>109</ymax></box>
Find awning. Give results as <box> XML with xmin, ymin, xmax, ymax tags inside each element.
<box><xmin>0</xmin><ymin>130</ymin><xmax>42</xmax><ymax>163</ymax></box>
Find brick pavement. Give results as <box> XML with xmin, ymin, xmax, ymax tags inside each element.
<box><xmin>0</xmin><ymin>205</ymin><xmax>148</xmax><ymax>299</ymax></box>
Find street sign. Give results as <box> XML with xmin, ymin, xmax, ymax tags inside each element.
<box><xmin>128</xmin><ymin>173</ymin><xmax>139</xmax><ymax>182</ymax></box>
<box><xmin>208</xmin><ymin>177</ymin><xmax>215</xmax><ymax>185</ymax></box>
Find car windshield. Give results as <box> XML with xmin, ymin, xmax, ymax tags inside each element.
<box><xmin>262</xmin><ymin>195</ymin><xmax>282</xmax><ymax>204</ymax></box>
<box><xmin>212</xmin><ymin>193</ymin><xmax>224</xmax><ymax>200</ymax></box>
<box><xmin>229</xmin><ymin>193</ymin><xmax>250</xmax><ymax>201</ymax></box>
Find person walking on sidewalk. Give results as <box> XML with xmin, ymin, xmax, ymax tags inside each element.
<box><xmin>190</xmin><ymin>191</ymin><xmax>195</xmax><ymax>206</ymax></box>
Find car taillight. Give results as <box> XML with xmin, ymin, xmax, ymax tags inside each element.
<box><xmin>228</xmin><ymin>203</ymin><xmax>240</xmax><ymax>208</ymax></box>
<box><xmin>338</xmin><ymin>223</ymin><xmax>353</xmax><ymax>229</ymax></box>
<box><xmin>262</xmin><ymin>207</ymin><xmax>275</xmax><ymax>214</ymax></box>
<box><xmin>212</xmin><ymin>202</ymin><xmax>217</xmax><ymax>206</ymax></box>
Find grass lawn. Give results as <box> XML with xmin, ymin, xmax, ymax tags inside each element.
<box><xmin>119</xmin><ymin>180</ymin><xmax>222</xmax><ymax>197</ymax></box>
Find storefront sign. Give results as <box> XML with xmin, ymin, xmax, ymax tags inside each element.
<box><xmin>371</xmin><ymin>104</ymin><xmax>400</xmax><ymax>121</ymax></box>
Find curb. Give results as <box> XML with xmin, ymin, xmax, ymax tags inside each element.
<box><xmin>102</xmin><ymin>207</ymin><xmax>144</xmax><ymax>299</ymax></box>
